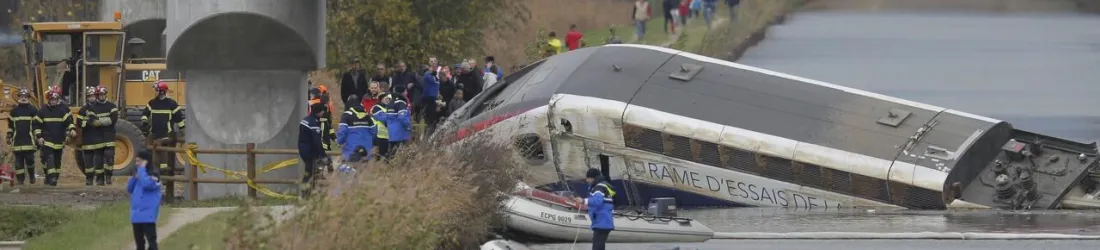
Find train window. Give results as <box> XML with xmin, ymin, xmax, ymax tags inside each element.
<box><xmin>464</xmin><ymin>61</ymin><xmax>547</xmax><ymax>119</ymax></box>
<box><xmin>514</xmin><ymin>134</ymin><xmax>547</xmax><ymax>164</ymax></box>
<box><xmin>664</xmin><ymin>134</ymin><xmax>693</xmax><ymax>160</ymax></box>
<box><xmin>622</xmin><ymin>124</ymin><xmax>664</xmax><ymax>154</ymax></box>
<box><xmin>692</xmin><ymin>139</ymin><xmax>722</xmax><ymax>167</ymax></box>
<box><xmin>720</xmin><ymin>145</ymin><xmax>758</xmax><ymax>174</ymax></box>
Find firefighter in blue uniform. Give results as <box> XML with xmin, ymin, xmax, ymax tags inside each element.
<box><xmin>298</xmin><ymin>102</ymin><xmax>330</xmax><ymax>197</ymax></box>
<box><xmin>577</xmin><ymin>168</ymin><xmax>616</xmax><ymax>250</ymax></box>
<box><xmin>94</xmin><ymin>85</ymin><xmax>120</xmax><ymax>185</ymax></box>
<box><xmin>384</xmin><ymin>97</ymin><xmax>412</xmax><ymax>157</ymax></box>
<box><xmin>36</xmin><ymin>87</ymin><xmax>75</xmax><ymax>186</ymax></box>
<box><xmin>337</xmin><ymin>94</ymin><xmax>379</xmax><ymax>162</ymax></box>
<box><xmin>7</xmin><ymin>88</ymin><xmax>39</xmax><ymax>185</ymax></box>
<box><xmin>142</xmin><ymin>81</ymin><xmax>186</xmax><ymax>176</ymax></box>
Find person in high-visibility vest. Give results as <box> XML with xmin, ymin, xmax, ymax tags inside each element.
<box><xmin>370</xmin><ymin>92</ymin><xmax>399</xmax><ymax>161</ymax></box>
<box><xmin>575</xmin><ymin>168</ymin><xmax>616</xmax><ymax>250</ymax></box>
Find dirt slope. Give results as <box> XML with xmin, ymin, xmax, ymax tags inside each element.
<box><xmin>482</xmin><ymin>0</ymin><xmax>634</xmax><ymax>70</ymax></box>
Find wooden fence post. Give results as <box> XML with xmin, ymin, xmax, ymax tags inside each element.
<box><xmin>155</xmin><ymin>143</ymin><xmax>173</xmax><ymax>203</ymax></box>
<box><xmin>188</xmin><ymin>145</ymin><xmax>199</xmax><ymax>201</ymax></box>
<box><xmin>247</xmin><ymin>143</ymin><xmax>257</xmax><ymax>198</ymax></box>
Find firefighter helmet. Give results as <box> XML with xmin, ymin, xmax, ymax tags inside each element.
<box><xmin>86</xmin><ymin>86</ymin><xmax>98</xmax><ymax>95</ymax></box>
<box><xmin>153</xmin><ymin>81</ymin><xmax>169</xmax><ymax>92</ymax></box>
<box><xmin>96</xmin><ymin>85</ymin><xmax>108</xmax><ymax>95</ymax></box>
<box><xmin>46</xmin><ymin>89</ymin><xmax>61</xmax><ymax>100</ymax></box>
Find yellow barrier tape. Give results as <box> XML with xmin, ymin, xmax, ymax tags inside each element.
<box><xmin>182</xmin><ymin>143</ymin><xmax>301</xmax><ymax>199</ymax></box>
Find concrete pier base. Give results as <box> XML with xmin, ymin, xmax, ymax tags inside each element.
<box><xmin>166</xmin><ymin>0</ymin><xmax>326</xmax><ymax>199</ymax></box>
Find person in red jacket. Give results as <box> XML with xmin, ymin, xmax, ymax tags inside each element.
<box><xmin>565</xmin><ymin>24</ymin><xmax>584</xmax><ymax>51</ymax></box>
<box><xmin>361</xmin><ymin>81</ymin><xmax>382</xmax><ymax>111</ymax></box>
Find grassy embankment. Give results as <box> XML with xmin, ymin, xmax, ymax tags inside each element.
<box><xmin>579</xmin><ymin>0</ymin><xmax>808</xmax><ymax>59</ymax></box>
<box><xmin>211</xmin><ymin>138</ymin><xmax>525</xmax><ymax>249</ymax></box>
<box><xmin>19</xmin><ymin>203</ymin><xmax>176</xmax><ymax>250</ymax></box>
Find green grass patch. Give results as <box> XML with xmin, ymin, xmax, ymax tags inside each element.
<box><xmin>0</xmin><ymin>206</ymin><xmax>76</xmax><ymax>241</ymax></box>
<box><xmin>22</xmin><ymin>203</ymin><xmax>175</xmax><ymax>250</ymax></box>
<box><xmin>580</xmin><ymin>0</ymin><xmax>686</xmax><ymax>46</ymax></box>
<box><xmin>169</xmin><ymin>196</ymin><xmax>298</xmax><ymax>208</ymax></box>
<box><xmin>159</xmin><ymin>209</ymin><xmax>240</xmax><ymax>250</ymax></box>
<box><xmin>674</xmin><ymin>7</ymin><xmax>731</xmax><ymax>52</ymax></box>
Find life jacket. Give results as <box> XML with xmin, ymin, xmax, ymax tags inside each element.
<box><xmin>371</xmin><ymin>104</ymin><xmax>390</xmax><ymax>140</ymax></box>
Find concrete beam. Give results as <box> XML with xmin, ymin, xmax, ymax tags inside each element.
<box><xmin>100</xmin><ymin>0</ymin><xmax>168</xmax><ymax>57</ymax></box>
<box><xmin>166</xmin><ymin>0</ymin><xmax>326</xmax><ymax>199</ymax></box>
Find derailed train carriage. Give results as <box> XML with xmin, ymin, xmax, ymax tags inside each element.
<box><xmin>438</xmin><ymin>44</ymin><xmax>1100</xmax><ymax>210</ymax></box>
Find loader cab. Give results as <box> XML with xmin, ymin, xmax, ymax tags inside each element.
<box><xmin>22</xmin><ymin>21</ymin><xmax>126</xmax><ymax>108</ymax></box>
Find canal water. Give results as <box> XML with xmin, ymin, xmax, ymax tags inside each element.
<box><xmin>534</xmin><ymin>4</ymin><xmax>1100</xmax><ymax>250</ymax></box>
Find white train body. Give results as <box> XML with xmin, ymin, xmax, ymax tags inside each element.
<box><xmin>438</xmin><ymin>44</ymin><xmax>1100</xmax><ymax>210</ymax></box>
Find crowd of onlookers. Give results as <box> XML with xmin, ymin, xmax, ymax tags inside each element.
<box><xmin>337</xmin><ymin>55</ymin><xmax>505</xmax><ymax>134</ymax></box>
<box><xmin>632</xmin><ymin>0</ymin><xmax>741</xmax><ymax>40</ymax></box>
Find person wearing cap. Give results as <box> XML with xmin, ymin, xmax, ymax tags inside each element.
<box><xmin>298</xmin><ymin>102</ymin><xmax>330</xmax><ymax>196</ymax></box>
<box><xmin>127</xmin><ymin>151</ymin><xmax>161</xmax><ymax>250</ymax></box>
<box><xmin>340</xmin><ymin>58</ymin><xmax>368</xmax><ymax>105</ymax></box>
<box><xmin>574</xmin><ymin>168</ymin><xmax>616</xmax><ymax>250</ymax></box>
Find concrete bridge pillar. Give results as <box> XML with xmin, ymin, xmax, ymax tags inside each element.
<box><xmin>100</xmin><ymin>0</ymin><xmax>168</xmax><ymax>57</ymax></box>
<box><xmin>166</xmin><ymin>0</ymin><xmax>326</xmax><ymax>199</ymax></box>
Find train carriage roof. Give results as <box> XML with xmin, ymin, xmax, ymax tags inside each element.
<box><xmin>455</xmin><ymin>44</ymin><xmax>1004</xmax><ymax>171</ymax></box>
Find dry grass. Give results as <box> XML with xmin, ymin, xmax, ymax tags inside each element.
<box><xmin>482</xmin><ymin>0</ymin><xmax>635</xmax><ymax>69</ymax></box>
<box><xmin>225</xmin><ymin>136</ymin><xmax>524</xmax><ymax>250</ymax></box>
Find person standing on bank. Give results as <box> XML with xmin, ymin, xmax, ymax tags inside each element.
<box><xmin>128</xmin><ymin>151</ymin><xmax>161</xmax><ymax>250</ymax></box>
<box><xmin>574</xmin><ymin>168</ymin><xmax>616</xmax><ymax>250</ymax></box>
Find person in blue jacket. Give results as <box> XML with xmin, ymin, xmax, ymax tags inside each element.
<box><xmin>385</xmin><ymin>97</ymin><xmax>413</xmax><ymax>158</ymax></box>
<box><xmin>575</xmin><ymin>168</ymin><xmax>615</xmax><ymax>250</ymax></box>
<box><xmin>127</xmin><ymin>151</ymin><xmax>161</xmax><ymax>250</ymax></box>
<box><xmin>298</xmin><ymin>103</ymin><xmax>330</xmax><ymax>196</ymax></box>
<box><xmin>370</xmin><ymin>93</ymin><xmax>399</xmax><ymax>161</ymax></box>
<box><xmin>337</xmin><ymin>94</ymin><xmax>378</xmax><ymax>162</ymax></box>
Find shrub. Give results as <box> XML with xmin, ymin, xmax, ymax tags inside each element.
<box><xmin>227</xmin><ymin>135</ymin><xmax>524</xmax><ymax>250</ymax></box>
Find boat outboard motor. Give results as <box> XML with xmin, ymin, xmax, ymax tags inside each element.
<box><xmin>648</xmin><ymin>197</ymin><xmax>678</xmax><ymax>217</ymax></box>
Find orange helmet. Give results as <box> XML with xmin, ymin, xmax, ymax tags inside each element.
<box><xmin>317</xmin><ymin>85</ymin><xmax>328</xmax><ymax>95</ymax></box>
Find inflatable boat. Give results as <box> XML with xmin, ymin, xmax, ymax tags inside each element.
<box><xmin>503</xmin><ymin>188</ymin><xmax>714</xmax><ymax>243</ymax></box>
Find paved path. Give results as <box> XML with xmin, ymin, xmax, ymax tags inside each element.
<box><xmin>117</xmin><ymin>205</ymin><xmax>297</xmax><ymax>250</ymax></box>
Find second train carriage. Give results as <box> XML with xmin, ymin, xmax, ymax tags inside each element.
<box><xmin>438</xmin><ymin>44</ymin><xmax>1100</xmax><ymax>210</ymax></box>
